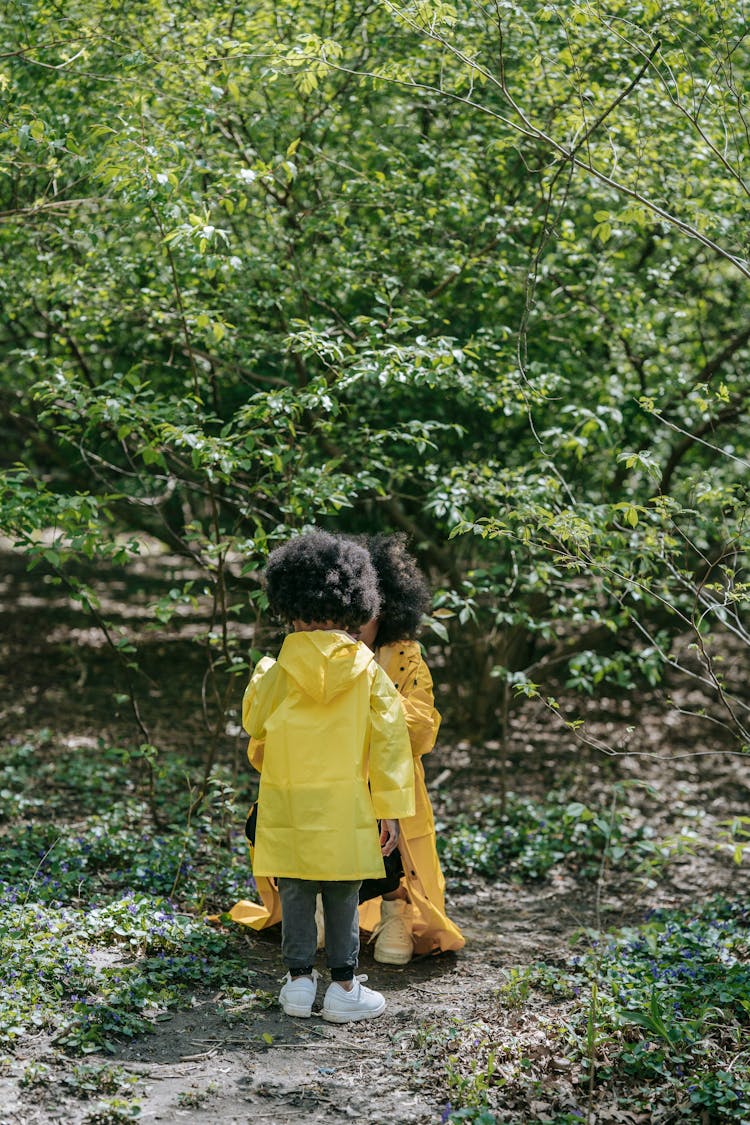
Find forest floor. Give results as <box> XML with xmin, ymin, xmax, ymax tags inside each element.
<box><xmin>1</xmin><ymin>543</ymin><xmax>749</xmax><ymax>1125</ymax></box>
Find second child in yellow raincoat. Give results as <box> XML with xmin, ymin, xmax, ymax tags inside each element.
<box><xmin>242</xmin><ymin>531</ymin><xmax>415</xmax><ymax>1023</ymax></box>
<box><xmin>357</xmin><ymin>533</ymin><xmax>465</xmax><ymax>963</ymax></box>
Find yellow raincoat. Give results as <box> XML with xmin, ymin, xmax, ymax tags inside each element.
<box><xmin>229</xmin><ymin>638</ymin><xmax>464</xmax><ymax>957</ymax></box>
<box><xmin>358</xmin><ymin>641</ymin><xmax>465</xmax><ymax>955</ymax></box>
<box><xmin>239</xmin><ymin>630</ymin><xmax>414</xmax><ymax>881</ymax></box>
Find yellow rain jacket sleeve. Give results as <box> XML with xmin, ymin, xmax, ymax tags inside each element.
<box><xmin>368</xmin><ymin>663</ymin><xmax>418</xmax><ymax>820</ymax></box>
<box><xmin>240</xmin><ymin>631</ymin><xmax>414</xmax><ymax>883</ymax></box>
<box><xmin>377</xmin><ymin>641</ymin><xmax>440</xmax><ymax>841</ymax></box>
<box><xmin>242</xmin><ymin>656</ymin><xmax>286</xmax><ymax>772</ymax></box>
<box><xmin>380</xmin><ymin>641</ymin><xmax>442</xmax><ymax>760</ymax></box>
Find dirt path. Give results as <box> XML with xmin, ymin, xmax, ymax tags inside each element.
<box><xmin>0</xmin><ymin>881</ymin><xmax>577</xmax><ymax>1124</ymax></box>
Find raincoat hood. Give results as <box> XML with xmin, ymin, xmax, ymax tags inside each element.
<box><xmin>277</xmin><ymin>630</ymin><xmax>374</xmax><ymax>704</ymax></box>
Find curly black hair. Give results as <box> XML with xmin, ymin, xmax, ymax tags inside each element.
<box><xmin>367</xmin><ymin>533</ymin><xmax>431</xmax><ymax>647</ymax></box>
<box><xmin>264</xmin><ymin>530</ymin><xmax>380</xmax><ymax>630</ymax></box>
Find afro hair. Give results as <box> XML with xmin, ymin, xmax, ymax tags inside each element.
<box><xmin>367</xmin><ymin>533</ymin><xmax>431</xmax><ymax>647</ymax></box>
<box><xmin>264</xmin><ymin>530</ymin><xmax>380</xmax><ymax>630</ymax></box>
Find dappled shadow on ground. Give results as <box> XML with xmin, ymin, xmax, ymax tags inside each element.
<box><xmin>0</xmin><ymin>544</ymin><xmax>249</xmax><ymax>758</ymax></box>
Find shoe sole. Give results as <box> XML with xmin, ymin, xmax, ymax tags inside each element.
<box><xmin>280</xmin><ymin>1003</ymin><xmax>313</xmax><ymax>1017</ymax></box>
<box><xmin>374</xmin><ymin>948</ymin><xmax>412</xmax><ymax>965</ymax></box>
<box><xmin>321</xmin><ymin>999</ymin><xmax>386</xmax><ymax>1023</ymax></box>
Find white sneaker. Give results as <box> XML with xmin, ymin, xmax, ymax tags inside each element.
<box><xmin>322</xmin><ymin>975</ymin><xmax>386</xmax><ymax>1023</ymax></box>
<box><xmin>315</xmin><ymin>893</ymin><xmax>325</xmax><ymax>950</ymax></box>
<box><xmin>373</xmin><ymin>899</ymin><xmax>414</xmax><ymax>965</ymax></box>
<box><xmin>279</xmin><ymin>969</ymin><xmax>319</xmax><ymax>1017</ymax></box>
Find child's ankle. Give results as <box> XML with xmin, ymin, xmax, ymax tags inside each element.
<box><xmin>289</xmin><ymin>969</ymin><xmax>314</xmax><ymax>981</ymax></box>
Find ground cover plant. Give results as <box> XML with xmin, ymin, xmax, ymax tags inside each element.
<box><xmin>0</xmin><ymin>735</ymin><xmax>257</xmax><ymax>1069</ymax></box>
<box><xmin>1</xmin><ymin>735</ymin><xmax>669</xmax><ymax>1057</ymax></box>
<box><xmin>429</xmin><ymin>898</ymin><xmax>750</xmax><ymax>1124</ymax></box>
<box><xmin>0</xmin><ymin>892</ymin><xmax>255</xmax><ymax>1054</ymax></box>
<box><xmin>436</xmin><ymin>787</ymin><xmax>663</xmax><ymax>882</ymax></box>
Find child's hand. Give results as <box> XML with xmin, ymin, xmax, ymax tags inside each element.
<box><xmin>380</xmin><ymin>819</ymin><xmax>400</xmax><ymax>857</ymax></box>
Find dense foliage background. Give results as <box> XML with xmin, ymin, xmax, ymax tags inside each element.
<box><xmin>2</xmin><ymin>0</ymin><xmax>749</xmax><ymax>761</ymax></box>
<box><xmin>2</xmin><ymin>6</ymin><xmax>749</xmax><ymax>1122</ymax></box>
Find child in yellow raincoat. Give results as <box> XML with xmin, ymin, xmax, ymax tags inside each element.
<box><xmin>357</xmin><ymin>533</ymin><xmax>465</xmax><ymax>963</ymax></box>
<box><xmin>229</xmin><ymin>533</ymin><xmax>465</xmax><ymax>964</ymax></box>
<box><xmin>241</xmin><ymin>531</ymin><xmax>415</xmax><ymax>1022</ymax></box>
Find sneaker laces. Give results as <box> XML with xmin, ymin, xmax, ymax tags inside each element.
<box><xmin>332</xmin><ymin>974</ymin><xmax>368</xmax><ymax>991</ymax></box>
<box><xmin>369</xmin><ymin>911</ymin><xmax>412</xmax><ymax>945</ymax></box>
